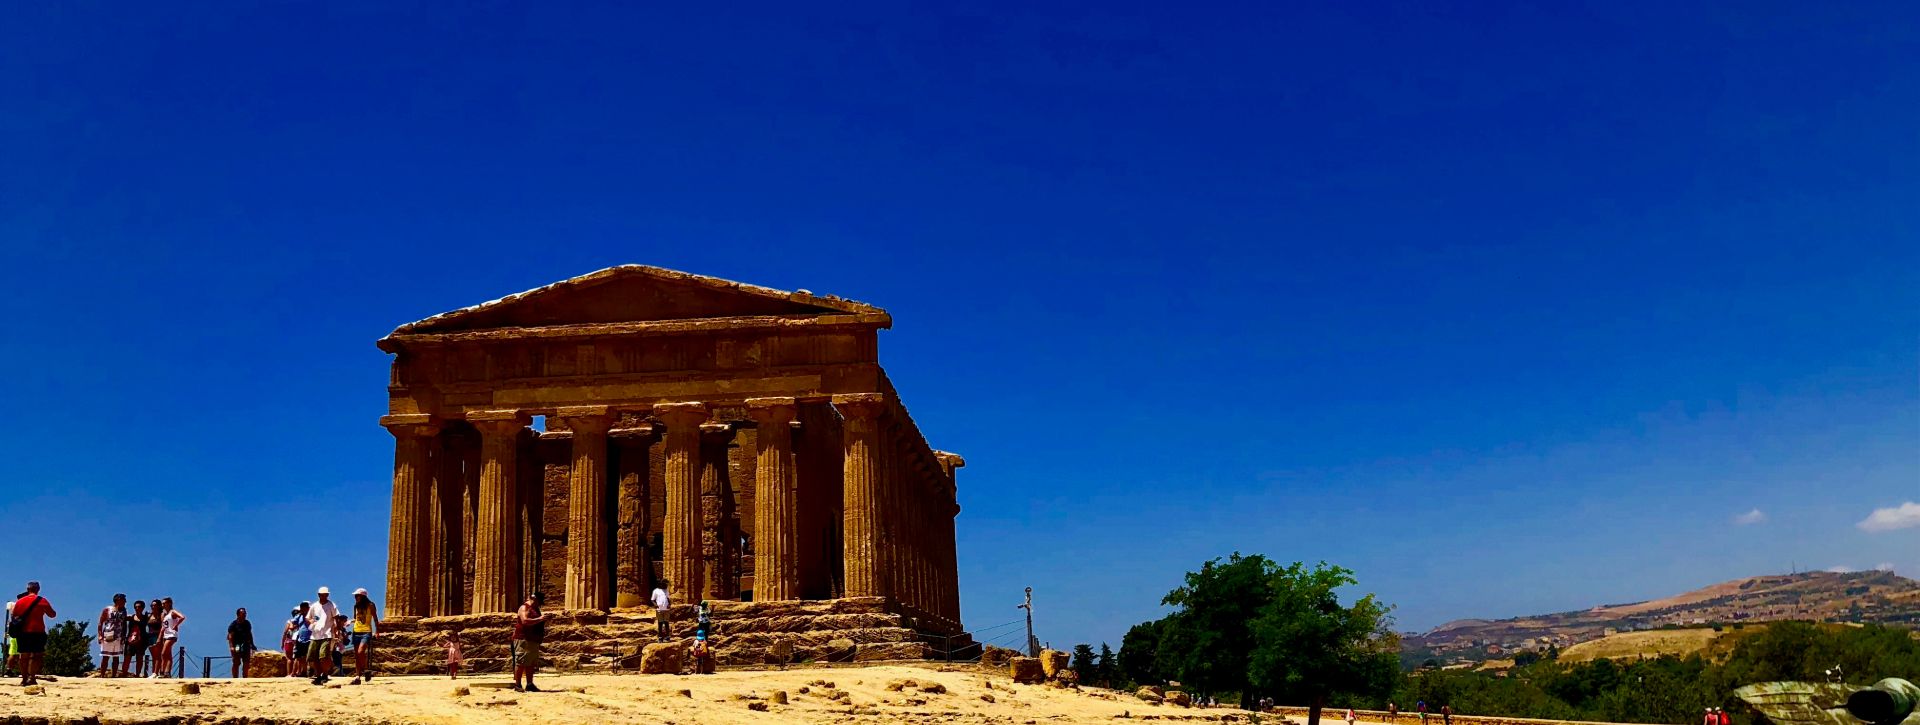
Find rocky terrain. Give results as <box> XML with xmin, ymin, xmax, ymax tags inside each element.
<box><xmin>1404</xmin><ymin>570</ymin><xmax>1920</xmax><ymax>664</ymax></box>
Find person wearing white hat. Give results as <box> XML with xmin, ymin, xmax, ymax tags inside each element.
<box><xmin>306</xmin><ymin>586</ymin><xmax>340</xmax><ymax>685</ymax></box>
<box><xmin>348</xmin><ymin>587</ymin><xmax>381</xmax><ymax>684</ymax></box>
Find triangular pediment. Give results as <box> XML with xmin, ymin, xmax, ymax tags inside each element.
<box><xmin>390</xmin><ymin>265</ymin><xmax>882</xmax><ymax>335</ymax></box>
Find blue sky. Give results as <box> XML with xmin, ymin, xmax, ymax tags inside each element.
<box><xmin>2</xmin><ymin>2</ymin><xmax>1915</xmax><ymax>663</ymax></box>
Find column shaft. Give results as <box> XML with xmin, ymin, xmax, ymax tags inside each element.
<box><xmin>561</xmin><ymin>409</ymin><xmax>613</xmax><ymax>610</ymax></box>
<box><xmin>383</xmin><ymin>419</ymin><xmax>438</xmax><ymax>618</ymax></box>
<box><xmin>471</xmin><ymin>414</ymin><xmax>526</xmax><ymax>613</ymax></box>
<box><xmin>835</xmin><ymin>394</ymin><xmax>887</xmax><ymax>598</ymax></box>
<box><xmin>613</xmin><ymin>429</ymin><xmax>655</xmax><ymax>608</ymax></box>
<box><xmin>747</xmin><ymin>398</ymin><xmax>799</xmax><ymax>601</ymax></box>
<box><xmin>655</xmin><ymin>402</ymin><xmax>709</xmax><ymax>604</ymax></box>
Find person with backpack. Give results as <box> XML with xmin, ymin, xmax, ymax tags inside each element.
<box><xmin>512</xmin><ymin>591</ymin><xmax>548</xmax><ymax>692</ymax></box>
<box><xmin>96</xmin><ymin>594</ymin><xmax>130</xmax><ymax>677</ymax></box>
<box><xmin>9</xmin><ymin>581</ymin><xmax>56</xmax><ymax>686</ymax></box>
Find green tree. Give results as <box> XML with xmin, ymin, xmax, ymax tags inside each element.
<box><xmin>1072</xmin><ymin>644</ymin><xmax>1097</xmax><ymax>684</ymax></box>
<box><xmin>1097</xmin><ymin>642</ymin><xmax>1123</xmax><ymax>688</ymax></box>
<box><xmin>1158</xmin><ymin>552</ymin><xmax>1277</xmax><ymax>698</ymax></box>
<box><xmin>1119</xmin><ymin>619</ymin><xmax>1164</xmax><ymax>686</ymax></box>
<box><xmin>1245</xmin><ymin>562</ymin><xmax>1400</xmax><ymax>725</ymax></box>
<box><xmin>43</xmin><ymin>620</ymin><xmax>95</xmax><ymax>677</ymax></box>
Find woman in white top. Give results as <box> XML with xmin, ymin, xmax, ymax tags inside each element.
<box><xmin>156</xmin><ymin>598</ymin><xmax>185</xmax><ymax>677</ymax></box>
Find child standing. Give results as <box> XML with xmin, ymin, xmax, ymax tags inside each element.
<box><xmin>443</xmin><ymin>630</ymin><xmax>463</xmax><ymax>679</ymax></box>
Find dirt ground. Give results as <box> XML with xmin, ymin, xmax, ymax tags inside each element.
<box><xmin>0</xmin><ymin>664</ymin><xmax>1268</xmax><ymax>724</ymax></box>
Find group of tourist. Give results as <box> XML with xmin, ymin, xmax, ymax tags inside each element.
<box><xmin>274</xmin><ymin>586</ymin><xmax>382</xmax><ymax>686</ymax></box>
<box><xmin>1704</xmin><ymin>707</ymin><xmax>1733</xmax><ymax>725</ymax></box>
<box><xmin>7</xmin><ymin>577</ymin><xmax>710</xmax><ymax>689</ymax></box>
<box><xmin>6</xmin><ymin>584</ymin><xmax>190</xmax><ymax>684</ymax></box>
<box><xmin>1382</xmin><ymin>701</ymin><xmax>1454</xmax><ymax>725</ymax></box>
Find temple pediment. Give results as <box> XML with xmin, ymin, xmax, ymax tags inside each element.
<box><xmin>388</xmin><ymin>265</ymin><xmax>884</xmax><ymax>336</ymax></box>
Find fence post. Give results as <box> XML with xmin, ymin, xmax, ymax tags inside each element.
<box><xmin>202</xmin><ymin>656</ymin><xmax>211</xmax><ymax>679</ymax></box>
<box><xmin>177</xmin><ymin>647</ymin><xmax>186</xmax><ymax>678</ymax></box>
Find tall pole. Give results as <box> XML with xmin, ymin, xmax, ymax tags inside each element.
<box><xmin>1018</xmin><ymin>586</ymin><xmax>1037</xmax><ymax>657</ymax></box>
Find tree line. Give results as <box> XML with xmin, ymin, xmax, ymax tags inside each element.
<box><xmin>1069</xmin><ymin>553</ymin><xmax>1920</xmax><ymax>725</ymax></box>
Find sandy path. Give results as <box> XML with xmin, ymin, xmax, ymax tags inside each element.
<box><xmin>0</xmin><ymin>664</ymin><xmax>1257</xmax><ymax>724</ymax></box>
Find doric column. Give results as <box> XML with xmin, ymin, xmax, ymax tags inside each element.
<box><xmin>612</xmin><ymin>424</ymin><xmax>656</xmax><ymax>608</ymax></box>
<box><xmin>654</xmin><ymin>402</ymin><xmax>709</xmax><ymax>604</ymax></box>
<box><xmin>746</xmin><ymin>397</ymin><xmax>800</xmax><ymax>601</ymax></box>
<box><xmin>382</xmin><ymin>415</ymin><xmax>439</xmax><ymax>619</ymax></box>
<box><xmin>429</xmin><ymin>431</ymin><xmax>468</xmax><ymax>617</ymax></box>
<box><xmin>935</xmin><ymin>451</ymin><xmax>965</xmax><ymax>622</ymax></box>
<box><xmin>834</xmin><ymin>393</ymin><xmax>888</xmax><ymax>598</ymax></box>
<box><xmin>699</xmin><ymin>422</ymin><xmax>738</xmax><ymax>601</ymax></box>
<box><xmin>558</xmin><ymin>406</ymin><xmax>613</xmax><ymax>610</ymax></box>
<box><xmin>469</xmin><ymin>410</ymin><xmax>529</xmax><ymax>613</ymax></box>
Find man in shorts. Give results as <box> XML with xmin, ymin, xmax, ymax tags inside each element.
<box><xmin>10</xmin><ymin>581</ymin><xmax>55</xmax><ymax>686</ymax></box>
<box><xmin>306</xmin><ymin>587</ymin><xmax>340</xmax><ymax>685</ymax></box>
<box><xmin>96</xmin><ymin>594</ymin><xmax>129</xmax><ymax>677</ymax></box>
<box><xmin>227</xmin><ymin>608</ymin><xmax>256</xmax><ymax>678</ymax></box>
<box><xmin>650</xmin><ymin>579</ymin><xmax>671</xmax><ymax>642</ymax></box>
<box><xmin>511</xmin><ymin>591</ymin><xmax>548</xmax><ymax>693</ymax></box>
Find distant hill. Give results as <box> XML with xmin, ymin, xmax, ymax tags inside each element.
<box><xmin>1404</xmin><ymin>570</ymin><xmax>1920</xmax><ymax>665</ymax></box>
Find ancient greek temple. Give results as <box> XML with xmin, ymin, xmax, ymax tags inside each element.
<box><xmin>376</xmin><ymin>266</ymin><xmax>964</xmax><ymax>638</ymax></box>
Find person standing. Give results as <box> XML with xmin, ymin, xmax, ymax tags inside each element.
<box><xmin>124</xmin><ymin>599</ymin><xmax>149</xmax><ymax>677</ymax></box>
<box><xmin>227</xmin><ymin>608</ymin><xmax>256</xmax><ymax>678</ymax></box>
<box><xmin>280</xmin><ymin>607</ymin><xmax>298</xmax><ymax>677</ymax></box>
<box><xmin>97</xmin><ymin>594</ymin><xmax>129</xmax><ymax>677</ymax></box>
<box><xmin>1389</xmin><ymin>702</ymin><xmax>1399</xmax><ymax>723</ymax></box>
<box><xmin>306</xmin><ymin>588</ymin><xmax>340</xmax><ymax>685</ymax></box>
<box><xmin>650</xmin><ymin>580</ymin><xmax>671</xmax><ymax>642</ymax></box>
<box><xmin>1719</xmin><ymin>708</ymin><xmax>1732</xmax><ymax>725</ymax></box>
<box><xmin>9</xmin><ymin>581</ymin><xmax>55</xmax><ymax>686</ymax></box>
<box><xmin>330</xmin><ymin>614</ymin><xmax>348</xmax><ymax>676</ymax></box>
<box><xmin>511</xmin><ymin>591</ymin><xmax>548</xmax><ymax>693</ymax></box>
<box><xmin>1347</xmin><ymin>707</ymin><xmax>1358</xmax><ymax>725</ymax></box>
<box><xmin>1443</xmin><ymin>704</ymin><xmax>1453</xmax><ymax>725</ymax></box>
<box><xmin>347</xmin><ymin>588</ymin><xmax>380</xmax><ymax>684</ymax></box>
<box><xmin>443</xmin><ymin>630</ymin><xmax>464</xmax><ymax>679</ymax></box>
<box><xmin>143</xmin><ymin>599</ymin><xmax>165</xmax><ymax>677</ymax></box>
<box><xmin>156</xmin><ymin>597</ymin><xmax>186</xmax><ymax>677</ymax></box>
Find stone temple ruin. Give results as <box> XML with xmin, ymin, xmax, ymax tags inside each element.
<box><xmin>371</xmin><ymin>265</ymin><xmax>972</xmax><ymax>671</ymax></box>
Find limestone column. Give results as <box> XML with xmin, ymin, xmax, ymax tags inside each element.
<box><xmin>935</xmin><ymin>451</ymin><xmax>965</xmax><ymax>622</ymax></box>
<box><xmin>382</xmin><ymin>415</ymin><xmax>438</xmax><ymax>618</ymax></box>
<box><xmin>470</xmin><ymin>411</ymin><xmax>528</xmax><ymax>613</ymax></box>
<box><xmin>654</xmin><ymin>402</ymin><xmax>708</xmax><ymax>604</ymax></box>
<box><xmin>699</xmin><ymin>422</ymin><xmax>738</xmax><ymax>601</ymax></box>
<box><xmin>746</xmin><ymin>398</ymin><xmax>800</xmax><ymax>601</ymax></box>
<box><xmin>834</xmin><ymin>393</ymin><xmax>888</xmax><ymax>598</ymax></box>
<box><xmin>559</xmin><ymin>406</ymin><xmax>613</xmax><ymax>610</ymax></box>
<box><xmin>429</xmin><ymin>432</ymin><xmax>467</xmax><ymax>617</ymax></box>
<box><xmin>612</xmin><ymin>424</ymin><xmax>656</xmax><ymax>608</ymax></box>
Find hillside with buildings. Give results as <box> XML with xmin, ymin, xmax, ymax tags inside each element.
<box><xmin>1403</xmin><ymin>570</ymin><xmax>1920</xmax><ymax>667</ymax></box>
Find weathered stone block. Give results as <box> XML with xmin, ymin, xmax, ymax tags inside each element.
<box><xmin>1010</xmin><ymin>656</ymin><xmax>1045</xmax><ymax>684</ymax></box>
<box><xmin>639</xmin><ymin>640</ymin><xmax>687</xmax><ymax>674</ymax></box>
<box><xmin>1039</xmin><ymin>648</ymin><xmax>1069</xmax><ymax>678</ymax></box>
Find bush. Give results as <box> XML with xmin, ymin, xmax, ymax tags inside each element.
<box><xmin>43</xmin><ymin>620</ymin><xmax>95</xmax><ymax>677</ymax></box>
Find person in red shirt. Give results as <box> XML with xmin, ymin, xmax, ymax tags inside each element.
<box><xmin>10</xmin><ymin>581</ymin><xmax>56</xmax><ymax>686</ymax></box>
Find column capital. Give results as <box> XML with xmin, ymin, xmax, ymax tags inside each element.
<box><xmin>744</xmin><ymin>397</ymin><xmax>799</xmax><ymax>424</ymax></box>
<box><xmin>933</xmin><ymin>450</ymin><xmax>966</xmax><ymax>469</ymax></box>
<box><xmin>554</xmin><ymin>405</ymin><xmax>614</xmax><ymax>434</ymax></box>
<box><xmin>381</xmin><ymin>414</ymin><xmax>441</xmax><ymax>438</ymax></box>
<box><xmin>466</xmin><ymin>409</ymin><xmax>530</xmax><ymax>434</ymax></box>
<box><xmin>832</xmin><ymin>393</ymin><xmax>888</xmax><ymax>418</ymax></box>
<box><xmin>653</xmin><ymin>401</ymin><xmax>710</xmax><ymax>427</ymax></box>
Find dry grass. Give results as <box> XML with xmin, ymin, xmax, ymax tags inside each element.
<box><xmin>1557</xmin><ymin>628</ymin><xmax>1724</xmax><ymax>663</ymax></box>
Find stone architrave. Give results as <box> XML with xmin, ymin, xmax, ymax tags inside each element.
<box><xmin>558</xmin><ymin>406</ymin><xmax>613</xmax><ymax>610</ymax></box>
<box><xmin>746</xmin><ymin>397</ymin><xmax>800</xmax><ymax>601</ymax></box>
<box><xmin>382</xmin><ymin>415</ymin><xmax>439</xmax><ymax>618</ymax></box>
<box><xmin>654</xmin><ymin>402</ymin><xmax>708</xmax><ymax>604</ymax></box>
<box><xmin>833</xmin><ymin>393</ymin><xmax>888</xmax><ymax>598</ymax></box>
<box><xmin>469</xmin><ymin>410</ymin><xmax>529</xmax><ymax>613</ymax></box>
